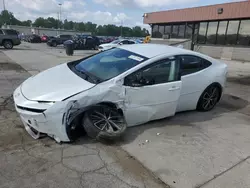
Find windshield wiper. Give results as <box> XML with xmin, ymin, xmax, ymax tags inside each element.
<box><xmin>77</xmin><ymin>69</ymin><xmax>102</xmax><ymax>84</ymax></box>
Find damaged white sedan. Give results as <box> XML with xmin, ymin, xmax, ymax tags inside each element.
<box><xmin>13</xmin><ymin>44</ymin><xmax>227</xmax><ymax>143</ymax></box>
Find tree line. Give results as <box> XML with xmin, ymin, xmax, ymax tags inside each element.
<box><xmin>0</xmin><ymin>10</ymin><xmax>149</xmax><ymax>37</ymax></box>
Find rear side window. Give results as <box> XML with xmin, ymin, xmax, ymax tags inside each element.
<box><xmin>121</xmin><ymin>40</ymin><xmax>129</xmax><ymax>44</ymax></box>
<box><xmin>202</xmin><ymin>59</ymin><xmax>212</xmax><ymax>69</ymax></box>
<box><xmin>180</xmin><ymin>55</ymin><xmax>212</xmax><ymax>76</ymax></box>
<box><xmin>4</xmin><ymin>30</ymin><xmax>18</xmax><ymax>35</ymax></box>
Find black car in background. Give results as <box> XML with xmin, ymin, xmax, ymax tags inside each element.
<box><xmin>64</xmin><ymin>35</ymin><xmax>100</xmax><ymax>50</ymax></box>
<box><xmin>22</xmin><ymin>34</ymin><xmax>42</xmax><ymax>43</ymax></box>
<box><xmin>29</xmin><ymin>34</ymin><xmax>41</xmax><ymax>43</ymax></box>
<box><xmin>47</xmin><ymin>34</ymin><xmax>72</xmax><ymax>47</ymax></box>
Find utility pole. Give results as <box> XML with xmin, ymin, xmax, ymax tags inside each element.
<box><xmin>58</xmin><ymin>3</ymin><xmax>62</xmax><ymax>28</ymax></box>
<box><xmin>3</xmin><ymin>0</ymin><xmax>6</xmax><ymax>10</ymax></box>
<box><xmin>120</xmin><ymin>20</ymin><xmax>123</xmax><ymax>37</ymax></box>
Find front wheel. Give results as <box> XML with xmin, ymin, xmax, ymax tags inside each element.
<box><xmin>197</xmin><ymin>85</ymin><xmax>221</xmax><ymax>111</ymax></box>
<box><xmin>3</xmin><ymin>40</ymin><xmax>13</xmax><ymax>49</ymax></box>
<box><xmin>82</xmin><ymin>105</ymin><xmax>127</xmax><ymax>141</ymax></box>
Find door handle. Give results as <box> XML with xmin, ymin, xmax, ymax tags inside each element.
<box><xmin>168</xmin><ymin>86</ymin><xmax>180</xmax><ymax>91</ymax></box>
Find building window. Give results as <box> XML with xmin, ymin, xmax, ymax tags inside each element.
<box><xmin>217</xmin><ymin>21</ymin><xmax>228</xmax><ymax>45</ymax></box>
<box><xmin>185</xmin><ymin>24</ymin><xmax>192</xmax><ymax>39</ymax></box>
<box><xmin>206</xmin><ymin>22</ymin><xmax>218</xmax><ymax>44</ymax></box>
<box><xmin>226</xmin><ymin>20</ymin><xmax>239</xmax><ymax>45</ymax></box>
<box><xmin>238</xmin><ymin>20</ymin><xmax>250</xmax><ymax>46</ymax></box>
<box><xmin>172</xmin><ymin>25</ymin><xmax>179</xmax><ymax>38</ymax></box>
<box><xmin>158</xmin><ymin>25</ymin><xmax>164</xmax><ymax>38</ymax></box>
<box><xmin>198</xmin><ymin>22</ymin><xmax>208</xmax><ymax>44</ymax></box>
<box><xmin>178</xmin><ymin>25</ymin><xmax>185</xmax><ymax>38</ymax></box>
<box><xmin>165</xmin><ymin>25</ymin><xmax>171</xmax><ymax>33</ymax></box>
<box><xmin>152</xmin><ymin>25</ymin><xmax>161</xmax><ymax>38</ymax></box>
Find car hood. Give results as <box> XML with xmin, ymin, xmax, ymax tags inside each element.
<box><xmin>21</xmin><ymin>63</ymin><xmax>95</xmax><ymax>101</ymax></box>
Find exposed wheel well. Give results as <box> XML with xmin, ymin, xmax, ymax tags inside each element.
<box><xmin>210</xmin><ymin>82</ymin><xmax>223</xmax><ymax>102</ymax></box>
<box><xmin>66</xmin><ymin>102</ymin><xmax>124</xmax><ymax>141</ymax></box>
<box><xmin>3</xmin><ymin>39</ymin><xmax>13</xmax><ymax>44</ymax></box>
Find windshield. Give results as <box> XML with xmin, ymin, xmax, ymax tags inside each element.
<box><xmin>111</xmin><ymin>40</ymin><xmax>120</xmax><ymax>44</ymax></box>
<box><xmin>74</xmin><ymin>48</ymin><xmax>147</xmax><ymax>82</ymax></box>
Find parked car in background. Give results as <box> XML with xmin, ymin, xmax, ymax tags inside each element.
<box><xmin>29</xmin><ymin>34</ymin><xmax>42</xmax><ymax>43</ymax></box>
<box><xmin>47</xmin><ymin>34</ymin><xmax>72</xmax><ymax>47</ymax></box>
<box><xmin>0</xmin><ymin>29</ymin><xmax>21</xmax><ymax>49</ymax></box>
<box><xmin>64</xmin><ymin>35</ymin><xmax>100</xmax><ymax>50</ymax></box>
<box><xmin>98</xmin><ymin>39</ymin><xmax>139</xmax><ymax>51</ymax></box>
<box><xmin>41</xmin><ymin>35</ymin><xmax>49</xmax><ymax>42</ymax></box>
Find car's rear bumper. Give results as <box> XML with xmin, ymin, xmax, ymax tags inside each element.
<box><xmin>13</xmin><ymin>86</ymin><xmax>70</xmax><ymax>143</ymax></box>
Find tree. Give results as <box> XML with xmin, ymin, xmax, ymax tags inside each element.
<box><xmin>21</xmin><ymin>20</ymin><xmax>32</xmax><ymax>26</ymax></box>
<box><xmin>0</xmin><ymin>10</ymin><xmax>150</xmax><ymax>37</ymax></box>
<box><xmin>0</xmin><ymin>10</ymin><xmax>21</xmax><ymax>26</ymax></box>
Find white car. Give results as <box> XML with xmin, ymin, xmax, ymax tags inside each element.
<box><xmin>13</xmin><ymin>44</ymin><xmax>227</xmax><ymax>143</ymax></box>
<box><xmin>98</xmin><ymin>39</ymin><xmax>137</xmax><ymax>51</ymax></box>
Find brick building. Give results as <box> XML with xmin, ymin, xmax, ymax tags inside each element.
<box><xmin>143</xmin><ymin>1</ymin><xmax>250</xmax><ymax>47</ymax></box>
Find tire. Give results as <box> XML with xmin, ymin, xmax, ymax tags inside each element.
<box><xmin>82</xmin><ymin>105</ymin><xmax>127</xmax><ymax>141</ymax></box>
<box><xmin>3</xmin><ymin>40</ymin><xmax>13</xmax><ymax>49</ymax></box>
<box><xmin>52</xmin><ymin>41</ymin><xmax>57</xmax><ymax>47</ymax></box>
<box><xmin>197</xmin><ymin>84</ymin><xmax>221</xmax><ymax>111</ymax></box>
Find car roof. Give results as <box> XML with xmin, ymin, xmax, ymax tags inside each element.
<box><xmin>118</xmin><ymin>44</ymin><xmax>197</xmax><ymax>58</ymax></box>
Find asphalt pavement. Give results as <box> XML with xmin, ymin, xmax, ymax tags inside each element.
<box><xmin>2</xmin><ymin>42</ymin><xmax>250</xmax><ymax>188</ymax></box>
<box><xmin>0</xmin><ymin>50</ymin><xmax>166</xmax><ymax>188</ymax></box>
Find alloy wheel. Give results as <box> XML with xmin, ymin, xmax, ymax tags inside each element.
<box><xmin>202</xmin><ymin>87</ymin><xmax>219</xmax><ymax>110</ymax></box>
<box><xmin>89</xmin><ymin>107</ymin><xmax>124</xmax><ymax>133</ymax></box>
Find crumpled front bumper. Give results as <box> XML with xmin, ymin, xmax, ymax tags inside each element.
<box><xmin>13</xmin><ymin>86</ymin><xmax>71</xmax><ymax>143</ymax></box>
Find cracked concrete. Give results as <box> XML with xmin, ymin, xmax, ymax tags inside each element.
<box><xmin>2</xmin><ymin>43</ymin><xmax>250</xmax><ymax>188</ymax></box>
<box><xmin>0</xmin><ymin>51</ymin><xmax>166</xmax><ymax>188</ymax></box>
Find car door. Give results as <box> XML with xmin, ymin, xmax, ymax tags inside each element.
<box><xmin>123</xmin><ymin>57</ymin><xmax>182</xmax><ymax>126</ymax></box>
<box><xmin>176</xmin><ymin>55</ymin><xmax>212</xmax><ymax>112</ymax></box>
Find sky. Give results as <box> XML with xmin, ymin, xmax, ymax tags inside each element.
<box><xmin>1</xmin><ymin>0</ymin><xmax>244</xmax><ymax>30</ymax></box>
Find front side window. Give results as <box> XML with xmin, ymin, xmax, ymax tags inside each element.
<box><xmin>73</xmin><ymin>48</ymin><xmax>147</xmax><ymax>83</ymax></box>
<box><xmin>124</xmin><ymin>58</ymin><xmax>179</xmax><ymax>87</ymax></box>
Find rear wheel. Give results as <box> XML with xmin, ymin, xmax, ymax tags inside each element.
<box><xmin>52</xmin><ymin>41</ymin><xmax>57</xmax><ymax>47</ymax></box>
<box><xmin>3</xmin><ymin>40</ymin><xmax>13</xmax><ymax>49</ymax></box>
<box><xmin>197</xmin><ymin>85</ymin><xmax>221</xmax><ymax>111</ymax></box>
<box><xmin>82</xmin><ymin>105</ymin><xmax>127</xmax><ymax>141</ymax></box>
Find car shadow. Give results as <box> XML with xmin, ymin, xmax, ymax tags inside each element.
<box><xmin>116</xmin><ymin>94</ymin><xmax>249</xmax><ymax>145</ymax></box>
<box><xmin>227</xmin><ymin>76</ymin><xmax>250</xmax><ymax>86</ymax></box>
